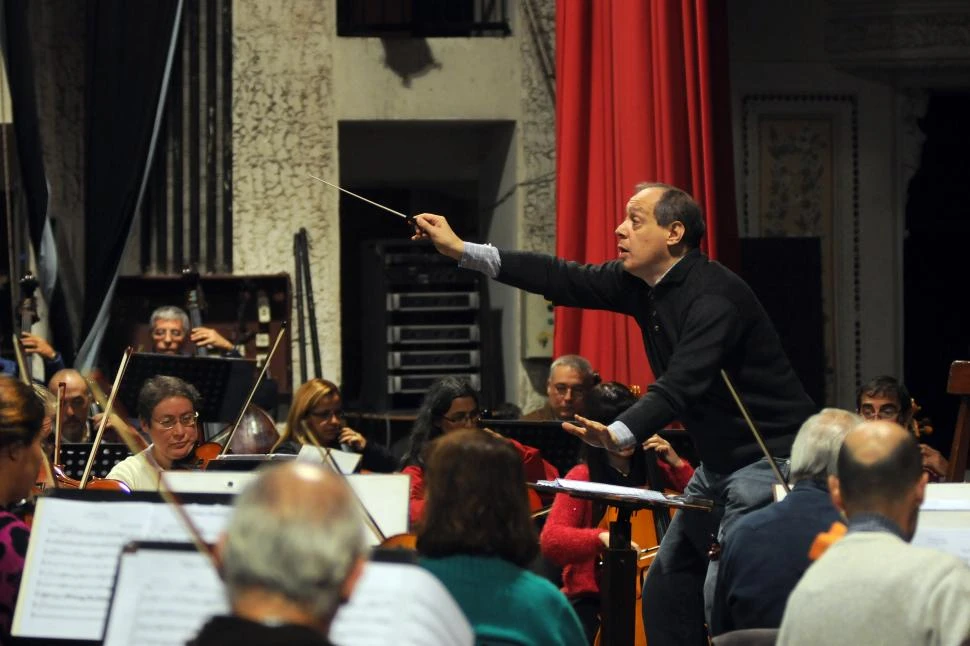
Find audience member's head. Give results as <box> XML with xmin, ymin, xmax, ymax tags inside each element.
<box><xmin>545</xmin><ymin>354</ymin><xmax>596</xmax><ymax>420</ymax></box>
<box><xmin>402</xmin><ymin>377</ymin><xmax>480</xmax><ymax>468</ymax></box>
<box><xmin>789</xmin><ymin>408</ymin><xmax>861</xmax><ymax>485</ymax></box>
<box><xmin>149</xmin><ymin>305</ymin><xmax>191</xmax><ymax>354</ymax></box>
<box><xmin>417</xmin><ymin>429</ymin><xmax>538</xmax><ymax>568</ymax></box>
<box><xmin>220</xmin><ymin>462</ymin><xmax>366</xmax><ymax>635</ymax></box>
<box><xmin>831</xmin><ymin>420</ymin><xmax>927</xmax><ymax>540</ymax></box>
<box><xmin>856</xmin><ymin>375</ymin><xmax>912</xmax><ymax>427</ymax></box>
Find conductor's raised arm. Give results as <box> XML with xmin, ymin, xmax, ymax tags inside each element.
<box><xmin>411</xmin><ymin>213</ymin><xmax>465</xmax><ymax>260</ymax></box>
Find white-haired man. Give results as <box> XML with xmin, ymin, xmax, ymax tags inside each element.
<box><xmin>188</xmin><ymin>462</ymin><xmax>366</xmax><ymax>645</ymax></box>
<box><xmin>710</xmin><ymin>408</ymin><xmax>859</xmax><ymax>635</ymax></box>
<box><xmin>523</xmin><ymin>354</ymin><xmax>596</xmax><ymax>421</ymax></box>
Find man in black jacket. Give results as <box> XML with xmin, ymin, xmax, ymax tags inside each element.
<box><xmin>412</xmin><ymin>182</ymin><xmax>816</xmax><ymax>645</ymax></box>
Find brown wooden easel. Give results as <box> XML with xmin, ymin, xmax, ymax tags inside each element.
<box><xmin>945</xmin><ymin>361</ymin><xmax>970</xmax><ymax>483</ymax></box>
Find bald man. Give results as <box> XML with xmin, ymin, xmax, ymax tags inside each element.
<box><xmin>188</xmin><ymin>462</ymin><xmax>366</xmax><ymax>645</ymax></box>
<box><xmin>778</xmin><ymin>421</ymin><xmax>970</xmax><ymax>646</ymax></box>
<box><xmin>48</xmin><ymin>369</ymin><xmax>134</xmax><ymax>444</ymax></box>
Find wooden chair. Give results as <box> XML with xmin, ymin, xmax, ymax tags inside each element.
<box><xmin>946</xmin><ymin>361</ymin><xmax>970</xmax><ymax>483</ymax></box>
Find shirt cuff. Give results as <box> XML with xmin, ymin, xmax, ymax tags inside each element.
<box><xmin>608</xmin><ymin>420</ymin><xmax>637</xmax><ymax>450</ymax></box>
<box><xmin>459</xmin><ymin>242</ymin><xmax>500</xmax><ymax>279</ymax></box>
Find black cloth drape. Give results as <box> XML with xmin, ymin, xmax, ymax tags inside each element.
<box><xmin>82</xmin><ymin>0</ymin><xmax>180</xmax><ymax>335</ymax></box>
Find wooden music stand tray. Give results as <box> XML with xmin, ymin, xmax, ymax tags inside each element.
<box><xmin>946</xmin><ymin>360</ymin><xmax>970</xmax><ymax>483</ymax></box>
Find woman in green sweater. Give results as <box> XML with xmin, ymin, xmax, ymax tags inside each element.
<box><xmin>417</xmin><ymin>428</ymin><xmax>586</xmax><ymax>646</ymax></box>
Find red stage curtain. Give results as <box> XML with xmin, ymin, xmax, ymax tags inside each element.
<box><xmin>554</xmin><ymin>0</ymin><xmax>738</xmax><ymax>389</ymax></box>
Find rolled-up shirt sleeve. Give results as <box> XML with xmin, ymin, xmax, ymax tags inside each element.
<box><xmin>459</xmin><ymin>242</ymin><xmax>501</xmax><ymax>278</ymax></box>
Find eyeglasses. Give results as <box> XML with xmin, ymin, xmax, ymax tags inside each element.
<box><xmin>442</xmin><ymin>410</ymin><xmax>481</xmax><ymax>424</ymax></box>
<box><xmin>859</xmin><ymin>405</ymin><xmax>900</xmax><ymax>421</ymax></box>
<box><xmin>552</xmin><ymin>384</ymin><xmax>586</xmax><ymax>399</ymax></box>
<box><xmin>151</xmin><ymin>328</ymin><xmax>185</xmax><ymax>339</ymax></box>
<box><xmin>153</xmin><ymin>411</ymin><xmax>199</xmax><ymax>430</ymax></box>
<box><xmin>62</xmin><ymin>396</ymin><xmax>89</xmax><ymax>410</ymax></box>
<box><xmin>308</xmin><ymin>408</ymin><xmax>343</xmax><ymax>421</ymax></box>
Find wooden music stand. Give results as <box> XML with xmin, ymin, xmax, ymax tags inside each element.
<box><xmin>946</xmin><ymin>360</ymin><xmax>970</xmax><ymax>483</ymax></box>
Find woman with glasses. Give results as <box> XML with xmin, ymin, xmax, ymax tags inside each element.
<box><xmin>106</xmin><ymin>375</ymin><xmax>202</xmax><ymax>490</ymax></box>
<box><xmin>272</xmin><ymin>378</ymin><xmax>397</xmax><ymax>473</ymax></box>
<box><xmin>0</xmin><ymin>377</ymin><xmax>51</xmax><ymax>640</ymax></box>
<box><xmin>400</xmin><ymin>376</ymin><xmax>557</xmax><ymax>527</ymax></box>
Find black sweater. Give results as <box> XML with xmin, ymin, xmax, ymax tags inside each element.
<box><xmin>498</xmin><ymin>248</ymin><xmax>815</xmax><ymax>473</ymax></box>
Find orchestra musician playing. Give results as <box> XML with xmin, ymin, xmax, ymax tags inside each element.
<box><xmin>149</xmin><ymin>305</ymin><xmax>236</xmax><ymax>356</ymax></box>
<box><xmin>105</xmin><ymin>375</ymin><xmax>201</xmax><ymax>490</ymax></box>
<box><xmin>400</xmin><ymin>376</ymin><xmax>557</xmax><ymax>527</ymax></box>
<box><xmin>412</xmin><ymin>182</ymin><xmax>816</xmax><ymax>645</ymax></box>
<box><xmin>0</xmin><ymin>377</ymin><xmax>50</xmax><ymax>641</ymax></box>
<box><xmin>272</xmin><ymin>378</ymin><xmax>396</xmax><ymax>472</ymax></box>
<box><xmin>47</xmin><ymin>368</ymin><xmax>138</xmax><ymax>445</ymax></box>
<box><xmin>189</xmin><ymin>461</ymin><xmax>365</xmax><ymax>646</ymax></box>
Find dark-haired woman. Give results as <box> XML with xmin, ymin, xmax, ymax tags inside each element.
<box><xmin>540</xmin><ymin>382</ymin><xmax>693</xmax><ymax>642</ymax></box>
<box><xmin>418</xmin><ymin>429</ymin><xmax>586</xmax><ymax>646</ymax></box>
<box><xmin>0</xmin><ymin>377</ymin><xmax>50</xmax><ymax>639</ymax></box>
<box><xmin>400</xmin><ymin>376</ymin><xmax>556</xmax><ymax>526</ymax></box>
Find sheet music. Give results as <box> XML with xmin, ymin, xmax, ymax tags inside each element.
<box><xmin>102</xmin><ymin>545</ymin><xmax>228</xmax><ymax>646</ymax></box>
<box><xmin>912</xmin><ymin>527</ymin><xmax>970</xmax><ymax>566</ymax></box>
<box><xmin>540</xmin><ymin>478</ymin><xmax>669</xmax><ymax>503</ymax></box>
<box><xmin>331</xmin><ymin>561</ymin><xmax>473</xmax><ymax>646</ymax></box>
<box><xmin>345</xmin><ymin>474</ymin><xmax>410</xmax><ymax>546</ymax></box>
<box><xmin>297</xmin><ymin>444</ymin><xmax>363</xmax><ymax>474</ymax></box>
<box><xmin>12</xmin><ymin>497</ymin><xmax>231</xmax><ymax>641</ymax></box>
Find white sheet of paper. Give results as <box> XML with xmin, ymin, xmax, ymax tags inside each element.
<box><xmin>541</xmin><ymin>478</ymin><xmax>669</xmax><ymax>503</ymax></box>
<box><xmin>345</xmin><ymin>474</ymin><xmax>410</xmax><ymax>546</ymax></box>
<box><xmin>331</xmin><ymin>561</ymin><xmax>473</xmax><ymax>646</ymax></box>
<box><xmin>12</xmin><ymin>497</ymin><xmax>232</xmax><ymax>641</ymax></box>
<box><xmin>102</xmin><ymin>545</ymin><xmax>228</xmax><ymax>646</ymax></box>
<box><xmin>297</xmin><ymin>444</ymin><xmax>363</xmax><ymax>474</ymax></box>
<box><xmin>911</xmin><ymin>527</ymin><xmax>970</xmax><ymax>566</ymax></box>
<box><xmin>921</xmin><ymin>499</ymin><xmax>970</xmax><ymax>511</ymax></box>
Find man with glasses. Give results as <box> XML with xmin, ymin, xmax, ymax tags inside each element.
<box><xmin>106</xmin><ymin>375</ymin><xmax>202</xmax><ymax>490</ymax></box>
<box><xmin>149</xmin><ymin>305</ymin><xmax>237</xmax><ymax>355</ymax></box>
<box><xmin>47</xmin><ymin>368</ymin><xmax>138</xmax><ymax>444</ymax></box>
<box><xmin>523</xmin><ymin>354</ymin><xmax>596</xmax><ymax>421</ymax></box>
<box><xmin>856</xmin><ymin>375</ymin><xmax>948</xmax><ymax>480</ymax></box>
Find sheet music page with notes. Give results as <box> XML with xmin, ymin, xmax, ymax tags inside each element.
<box><xmin>538</xmin><ymin>478</ymin><xmax>670</xmax><ymax>503</ymax></box>
<box><xmin>331</xmin><ymin>561</ymin><xmax>473</xmax><ymax>646</ymax></box>
<box><xmin>12</xmin><ymin>497</ymin><xmax>232</xmax><ymax>641</ymax></box>
<box><xmin>102</xmin><ymin>545</ymin><xmax>228</xmax><ymax>646</ymax></box>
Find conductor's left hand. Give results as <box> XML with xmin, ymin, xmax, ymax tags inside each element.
<box><xmin>563</xmin><ymin>414</ymin><xmax>625</xmax><ymax>453</ymax></box>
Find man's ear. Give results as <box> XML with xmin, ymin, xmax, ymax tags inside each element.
<box><xmin>339</xmin><ymin>556</ymin><xmax>366</xmax><ymax>604</ymax></box>
<box><xmin>828</xmin><ymin>474</ymin><xmax>845</xmax><ymax>513</ymax></box>
<box><xmin>665</xmin><ymin>221</ymin><xmax>686</xmax><ymax>246</ymax></box>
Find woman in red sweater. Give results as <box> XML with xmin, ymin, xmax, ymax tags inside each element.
<box><xmin>540</xmin><ymin>382</ymin><xmax>693</xmax><ymax>643</ymax></box>
<box><xmin>400</xmin><ymin>377</ymin><xmax>556</xmax><ymax>528</ymax></box>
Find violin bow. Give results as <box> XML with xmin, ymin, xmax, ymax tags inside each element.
<box><xmin>79</xmin><ymin>347</ymin><xmax>133</xmax><ymax>489</ymax></box>
<box><xmin>720</xmin><ymin>369</ymin><xmax>791</xmax><ymax>493</ymax></box>
<box><xmin>299</xmin><ymin>420</ymin><xmax>387</xmax><ymax>544</ymax></box>
<box><xmin>51</xmin><ymin>381</ymin><xmax>66</xmax><ymax>487</ymax></box>
<box><xmin>218</xmin><ymin>321</ymin><xmax>287</xmax><ymax>457</ymax></box>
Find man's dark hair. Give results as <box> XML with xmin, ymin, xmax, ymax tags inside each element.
<box><xmin>634</xmin><ymin>182</ymin><xmax>706</xmax><ymax>248</ymax></box>
<box><xmin>137</xmin><ymin>375</ymin><xmax>202</xmax><ymax>421</ymax></box>
<box><xmin>417</xmin><ymin>429</ymin><xmax>538</xmax><ymax>567</ymax></box>
<box><xmin>855</xmin><ymin>375</ymin><xmax>912</xmax><ymax>418</ymax></box>
<box><xmin>836</xmin><ymin>429</ymin><xmax>922</xmax><ymax>509</ymax></box>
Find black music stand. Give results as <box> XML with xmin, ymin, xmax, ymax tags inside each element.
<box><xmin>117</xmin><ymin>353</ymin><xmax>256</xmax><ymax>423</ymax></box>
<box><xmin>532</xmin><ymin>480</ymin><xmax>713</xmax><ymax>646</ymax></box>
<box><xmin>59</xmin><ymin>443</ymin><xmax>132</xmax><ymax>480</ymax></box>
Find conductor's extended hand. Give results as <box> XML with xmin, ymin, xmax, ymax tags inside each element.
<box><xmin>411</xmin><ymin>214</ymin><xmax>465</xmax><ymax>260</ymax></box>
<box><xmin>563</xmin><ymin>414</ymin><xmax>625</xmax><ymax>453</ymax></box>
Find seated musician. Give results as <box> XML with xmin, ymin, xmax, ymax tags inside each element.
<box><xmin>779</xmin><ymin>420</ymin><xmax>970</xmax><ymax>645</ymax></box>
<box><xmin>709</xmin><ymin>408</ymin><xmax>859</xmax><ymax>636</ymax></box>
<box><xmin>418</xmin><ymin>429</ymin><xmax>586</xmax><ymax>646</ymax></box>
<box><xmin>272</xmin><ymin>378</ymin><xmax>396</xmax><ymax>473</ymax></box>
<box><xmin>105</xmin><ymin>376</ymin><xmax>201</xmax><ymax>490</ymax></box>
<box><xmin>19</xmin><ymin>332</ymin><xmax>66</xmax><ymax>382</ymax></box>
<box><xmin>856</xmin><ymin>375</ymin><xmax>948</xmax><ymax>480</ymax></box>
<box><xmin>47</xmin><ymin>368</ymin><xmax>139</xmax><ymax>445</ymax></box>
<box><xmin>540</xmin><ymin>382</ymin><xmax>693</xmax><ymax>643</ymax></box>
<box><xmin>0</xmin><ymin>377</ymin><xmax>50</xmax><ymax>640</ymax></box>
<box><xmin>522</xmin><ymin>354</ymin><xmax>596</xmax><ymax>421</ymax></box>
<box><xmin>400</xmin><ymin>376</ymin><xmax>558</xmax><ymax>527</ymax></box>
<box><xmin>150</xmin><ymin>305</ymin><xmax>237</xmax><ymax>356</ymax></box>
<box><xmin>189</xmin><ymin>461</ymin><xmax>365</xmax><ymax>646</ymax></box>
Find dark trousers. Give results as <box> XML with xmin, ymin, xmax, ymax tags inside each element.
<box><xmin>641</xmin><ymin>457</ymin><xmax>789</xmax><ymax>646</ymax></box>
